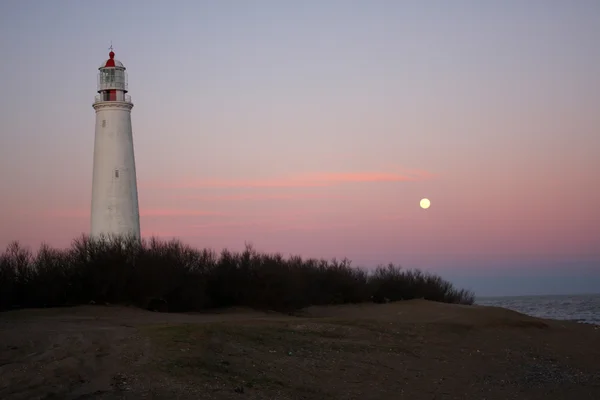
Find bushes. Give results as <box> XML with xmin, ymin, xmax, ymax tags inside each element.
<box><xmin>0</xmin><ymin>235</ymin><xmax>475</xmax><ymax>312</ymax></box>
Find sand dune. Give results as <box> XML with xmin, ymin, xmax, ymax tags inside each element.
<box><xmin>1</xmin><ymin>301</ymin><xmax>599</xmax><ymax>399</ymax></box>
<box><xmin>300</xmin><ymin>299</ymin><xmax>551</xmax><ymax>327</ymax></box>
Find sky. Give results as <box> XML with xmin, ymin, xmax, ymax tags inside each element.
<box><xmin>0</xmin><ymin>0</ymin><xmax>599</xmax><ymax>297</ymax></box>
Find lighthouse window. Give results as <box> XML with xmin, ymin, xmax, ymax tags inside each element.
<box><xmin>100</xmin><ymin>70</ymin><xmax>116</xmax><ymax>85</ymax></box>
<box><xmin>115</xmin><ymin>170</ymin><xmax>119</xmax><ymax>178</ymax></box>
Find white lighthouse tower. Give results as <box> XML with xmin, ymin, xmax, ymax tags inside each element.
<box><xmin>90</xmin><ymin>48</ymin><xmax>141</xmax><ymax>240</ymax></box>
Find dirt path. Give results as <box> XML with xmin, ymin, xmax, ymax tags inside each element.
<box><xmin>1</xmin><ymin>302</ymin><xmax>599</xmax><ymax>399</ymax></box>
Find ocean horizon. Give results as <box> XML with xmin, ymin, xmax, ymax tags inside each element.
<box><xmin>476</xmin><ymin>293</ymin><xmax>600</xmax><ymax>326</ymax></box>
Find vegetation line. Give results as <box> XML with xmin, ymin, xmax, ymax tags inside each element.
<box><xmin>0</xmin><ymin>235</ymin><xmax>475</xmax><ymax>312</ymax></box>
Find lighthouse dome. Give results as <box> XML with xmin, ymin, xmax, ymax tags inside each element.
<box><xmin>99</xmin><ymin>51</ymin><xmax>125</xmax><ymax>69</ymax></box>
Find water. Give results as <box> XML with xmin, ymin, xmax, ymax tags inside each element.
<box><xmin>476</xmin><ymin>294</ymin><xmax>600</xmax><ymax>325</ymax></box>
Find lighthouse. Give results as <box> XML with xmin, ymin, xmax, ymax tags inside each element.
<box><xmin>90</xmin><ymin>48</ymin><xmax>141</xmax><ymax>240</ymax></box>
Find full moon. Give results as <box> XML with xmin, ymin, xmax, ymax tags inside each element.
<box><xmin>420</xmin><ymin>198</ymin><xmax>431</xmax><ymax>209</ymax></box>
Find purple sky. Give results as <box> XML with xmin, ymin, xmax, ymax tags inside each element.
<box><xmin>1</xmin><ymin>0</ymin><xmax>599</xmax><ymax>296</ymax></box>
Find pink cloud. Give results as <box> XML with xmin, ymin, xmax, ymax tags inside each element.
<box><xmin>176</xmin><ymin>192</ymin><xmax>347</xmax><ymax>202</ymax></box>
<box><xmin>143</xmin><ymin>169</ymin><xmax>436</xmax><ymax>190</ymax></box>
<box><xmin>40</xmin><ymin>208</ymin><xmax>225</xmax><ymax>219</ymax></box>
<box><xmin>140</xmin><ymin>209</ymin><xmax>225</xmax><ymax>217</ymax></box>
<box><xmin>41</xmin><ymin>207</ymin><xmax>362</xmax><ymax>223</ymax></box>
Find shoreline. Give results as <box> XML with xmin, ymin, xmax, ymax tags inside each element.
<box><xmin>476</xmin><ymin>293</ymin><xmax>600</xmax><ymax>326</ymax></box>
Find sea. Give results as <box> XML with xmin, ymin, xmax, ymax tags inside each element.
<box><xmin>475</xmin><ymin>294</ymin><xmax>600</xmax><ymax>325</ymax></box>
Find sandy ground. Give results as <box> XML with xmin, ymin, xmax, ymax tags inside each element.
<box><xmin>1</xmin><ymin>300</ymin><xmax>599</xmax><ymax>399</ymax></box>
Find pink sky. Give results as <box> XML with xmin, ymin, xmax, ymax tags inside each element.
<box><xmin>3</xmin><ymin>162</ymin><xmax>597</xmax><ymax>267</ymax></box>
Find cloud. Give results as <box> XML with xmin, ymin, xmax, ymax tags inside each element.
<box><xmin>140</xmin><ymin>209</ymin><xmax>225</xmax><ymax>217</ymax></box>
<box><xmin>43</xmin><ymin>207</ymin><xmax>359</xmax><ymax>221</ymax></box>
<box><xmin>150</xmin><ymin>169</ymin><xmax>436</xmax><ymax>190</ymax></box>
<box><xmin>176</xmin><ymin>193</ymin><xmax>346</xmax><ymax>202</ymax></box>
<box><xmin>42</xmin><ymin>208</ymin><xmax>225</xmax><ymax>219</ymax></box>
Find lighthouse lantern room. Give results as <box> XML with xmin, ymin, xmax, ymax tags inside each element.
<box><xmin>96</xmin><ymin>50</ymin><xmax>130</xmax><ymax>102</ymax></box>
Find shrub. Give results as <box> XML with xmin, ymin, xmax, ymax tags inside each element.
<box><xmin>0</xmin><ymin>236</ymin><xmax>475</xmax><ymax>312</ymax></box>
